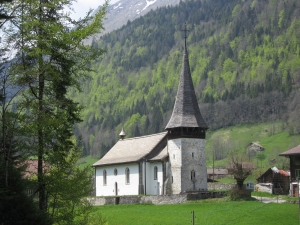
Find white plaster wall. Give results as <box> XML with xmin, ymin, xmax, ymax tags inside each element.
<box><xmin>148</xmin><ymin>162</ymin><xmax>163</xmax><ymax>195</ymax></box>
<box><xmin>95</xmin><ymin>163</ymin><xmax>139</xmax><ymax>196</ymax></box>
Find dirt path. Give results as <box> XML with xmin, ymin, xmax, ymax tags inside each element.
<box><xmin>252</xmin><ymin>196</ymin><xmax>286</xmax><ymax>203</ymax></box>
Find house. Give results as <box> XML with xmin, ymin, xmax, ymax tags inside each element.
<box><xmin>93</xmin><ymin>35</ymin><xmax>208</xmax><ymax>196</ymax></box>
<box><xmin>23</xmin><ymin>160</ymin><xmax>51</xmax><ymax>196</ymax></box>
<box><xmin>256</xmin><ymin>167</ymin><xmax>290</xmax><ymax>194</ymax></box>
<box><xmin>279</xmin><ymin>145</ymin><xmax>300</xmax><ymax>196</ymax></box>
<box><xmin>207</xmin><ymin>168</ymin><xmax>228</xmax><ymax>180</ymax></box>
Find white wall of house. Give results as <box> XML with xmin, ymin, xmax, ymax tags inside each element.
<box><xmin>95</xmin><ymin>161</ymin><xmax>164</xmax><ymax>196</ymax></box>
<box><xmin>95</xmin><ymin>163</ymin><xmax>139</xmax><ymax>196</ymax></box>
<box><xmin>145</xmin><ymin>162</ymin><xmax>163</xmax><ymax>195</ymax></box>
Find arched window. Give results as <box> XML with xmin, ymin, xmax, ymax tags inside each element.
<box><xmin>103</xmin><ymin>170</ymin><xmax>107</xmax><ymax>185</ymax></box>
<box><xmin>192</xmin><ymin>152</ymin><xmax>194</xmax><ymax>158</ymax></box>
<box><xmin>154</xmin><ymin>166</ymin><xmax>158</xmax><ymax>180</ymax></box>
<box><xmin>114</xmin><ymin>168</ymin><xmax>118</xmax><ymax>176</ymax></box>
<box><xmin>191</xmin><ymin>170</ymin><xmax>195</xmax><ymax>181</ymax></box>
<box><xmin>125</xmin><ymin>167</ymin><xmax>130</xmax><ymax>184</ymax></box>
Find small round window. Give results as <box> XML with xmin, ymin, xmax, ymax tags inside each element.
<box><xmin>114</xmin><ymin>168</ymin><xmax>118</xmax><ymax>176</ymax></box>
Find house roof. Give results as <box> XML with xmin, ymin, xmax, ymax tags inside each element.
<box><xmin>279</xmin><ymin>145</ymin><xmax>300</xmax><ymax>156</ymax></box>
<box><xmin>207</xmin><ymin>169</ymin><xmax>228</xmax><ymax>175</ymax></box>
<box><xmin>148</xmin><ymin>146</ymin><xmax>168</xmax><ymax>161</ymax></box>
<box><xmin>165</xmin><ymin>41</ymin><xmax>208</xmax><ymax>130</ymax></box>
<box><xmin>256</xmin><ymin>167</ymin><xmax>290</xmax><ymax>181</ymax></box>
<box><xmin>93</xmin><ymin>132</ymin><xmax>168</xmax><ymax>167</ymax></box>
<box><xmin>22</xmin><ymin>160</ymin><xmax>51</xmax><ymax>178</ymax></box>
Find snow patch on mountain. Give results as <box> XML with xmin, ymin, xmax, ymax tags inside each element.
<box><xmin>142</xmin><ymin>0</ymin><xmax>157</xmax><ymax>11</ymax></box>
<box><xmin>114</xmin><ymin>3</ymin><xmax>122</xmax><ymax>9</ymax></box>
<box><xmin>85</xmin><ymin>0</ymin><xmax>180</xmax><ymax>45</ymax></box>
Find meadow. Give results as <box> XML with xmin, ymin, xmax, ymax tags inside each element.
<box><xmin>92</xmin><ymin>199</ymin><xmax>299</xmax><ymax>225</ymax></box>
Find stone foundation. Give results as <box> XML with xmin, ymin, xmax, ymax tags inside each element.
<box><xmin>88</xmin><ymin>191</ymin><xmax>227</xmax><ymax>206</ymax></box>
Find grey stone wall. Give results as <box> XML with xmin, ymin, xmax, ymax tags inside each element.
<box><xmin>207</xmin><ymin>183</ymin><xmax>235</xmax><ymax>190</ymax></box>
<box><xmin>88</xmin><ymin>191</ymin><xmax>227</xmax><ymax>206</ymax></box>
<box><xmin>167</xmin><ymin>138</ymin><xmax>207</xmax><ymax>194</ymax></box>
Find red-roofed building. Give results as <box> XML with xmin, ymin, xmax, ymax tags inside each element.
<box><xmin>256</xmin><ymin>167</ymin><xmax>290</xmax><ymax>194</ymax></box>
<box><xmin>280</xmin><ymin>145</ymin><xmax>300</xmax><ymax>196</ymax></box>
<box><xmin>22</xmin><ymin>160</ymin><xmax>51</xmax><ymax>196</ymax></box>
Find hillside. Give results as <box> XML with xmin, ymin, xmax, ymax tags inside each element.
<box><xmin>71</xmin><ymin>0</ymin><xmax>300</xmax><ymax>158</ymax></box>
<box><xmin>77</xmin><ymin>122</ymin><xmax>293</xmax><ymax>173</ymax></box>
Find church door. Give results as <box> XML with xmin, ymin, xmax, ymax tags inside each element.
<box><xmin>115</xmin><ymin>182</ymin><xmax>118</xmax><ymax>196</ymax></box>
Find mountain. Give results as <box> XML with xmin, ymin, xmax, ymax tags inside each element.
<box><xmin>72</xmin><ymin>0</ymin><xmax>300</xmax><ymax>159</ymax></box>
<box><xmin>87</xmin><ymin>0</ymin><xmax>180</xmax><ymax>43</ymax></box>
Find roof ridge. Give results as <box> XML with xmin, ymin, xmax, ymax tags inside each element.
<box><xmin>120</xmin><ymin>131</ymin><xmax>167</xmax><ymax>141</ymax></box>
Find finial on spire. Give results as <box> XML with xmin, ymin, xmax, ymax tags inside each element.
<box><xmin>119</xmin><ymin>127</ymin><xmax>126</xmax><ymax>140</ymax></box>
<box><xmin>181</xmin><ymin>22</ymin><xmax>189</xmax><ymax>49</ymax></box>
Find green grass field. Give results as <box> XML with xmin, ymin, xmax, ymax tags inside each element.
<box><xmin>76</xmin><ymin>155</ymin><xmax>98</xmax><ymax>168</ymax></box>
<box><xmin>92</xmin><ymin>200</ymin><xmax>299</xmax><ymax>225</ymax></box>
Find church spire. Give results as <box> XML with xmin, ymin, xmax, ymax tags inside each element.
<box><xmin>165</xmin><ymin>24</ymin><xmax>208</xmax><ymax>131</ymax></box>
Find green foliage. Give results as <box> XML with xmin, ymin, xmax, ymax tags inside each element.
<box><xmin>2</xmin><ymin>0</ymin><xmax>108</xmax><ymax>222</ymax></box>
<box><xmin>0</xmin><ymin>162</ymin><xmax>52</xmax><ymax>224</ymax></box>
<box><xmin>228</xmin><ymin>186</ymin><xmax>253</xmax><ymax>201</ymax></box>
<box><xmin>69</xmin><ymin>0</ymin><xmax>300</xmax><ymax>158</ymax></box>
<box><xmin>46</xmin><ymin>141</ymin><xmax>94</xmax><ymax>225</ymax></box>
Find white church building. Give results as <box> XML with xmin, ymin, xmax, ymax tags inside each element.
<box><xmin>93</xmin><ymin>37</ymin><xmax>208</xmax><ymax>196</ymax></box>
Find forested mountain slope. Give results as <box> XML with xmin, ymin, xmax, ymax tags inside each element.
<box><xmin>71</xmin><ymin>0</ymin><xmax>300</xmax><ymax>158</ymax></box>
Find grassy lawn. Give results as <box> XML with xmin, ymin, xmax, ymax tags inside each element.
<box><xmin>92</xmin><ymin>200</ymin><xmax>299</xmax><ymax>225</ymax></box>
<box><xmin>76</xmin><ymin>155</ymin><xmax>99</xmax><ymax>168</ymax></box>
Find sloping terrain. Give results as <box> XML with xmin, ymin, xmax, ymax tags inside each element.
<box><xmin>72</xmin><ymin>0</ymin><xmax>300</xmax><ymax>159</ymax></box>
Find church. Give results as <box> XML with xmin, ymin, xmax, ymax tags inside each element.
<box><xmin>93</xmin><ymin>35</ymin><xmax>208</xmax><ymax>196</ymax></box>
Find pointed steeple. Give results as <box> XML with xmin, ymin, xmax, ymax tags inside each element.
<box><xmin>119</xmin><ymin>127</ymin><xmax>126</xmax><ymax>140</ymax></box>
<box><xmin>165</xmin><ymin>26</ymin><xmax>208</xmax><ymax>131</ymax></box>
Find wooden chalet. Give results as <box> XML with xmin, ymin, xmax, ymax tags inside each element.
<box><xmin>256</xmin><ymin>167</ymin><xmax>290</xmax><ymax>194</ymax></box>
<box><xmin>280</xmin><ymin>145</ymin><xmax>300</xmax><ymax>196</ymax></box>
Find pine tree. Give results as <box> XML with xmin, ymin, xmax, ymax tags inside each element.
<box><xmin>4</xmin><ymin>0</ymin><xmax>107</xmax><ymax>212</ymax></box>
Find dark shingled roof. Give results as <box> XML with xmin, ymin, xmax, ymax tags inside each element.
<box><xmin>279</xmin><ymin>145</ymin><xmax>300</xmax><ymax>156</ymax></box>
<box><xmin>93</xmin><ymin>132</ymin><xmax>168</xmax><ymax>167</ymax></box>
<box><xmin>165</xmin><ymin>42</ymin><xmax>208</xmax><ymax>129</ymax></box>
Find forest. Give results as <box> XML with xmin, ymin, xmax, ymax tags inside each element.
<box><xmin>72</xmin><ymin>0</ymin><xmax>300</xmax><ymax>158</ymax></box>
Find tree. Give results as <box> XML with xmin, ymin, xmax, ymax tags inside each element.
<box><xmin>256</xmin><ymin>152</ymin><xmax>266</xmax><ymax>168</ymax></box>
<box><xmin>227</xmin><ymin>154</ymin><xmax>255</xmax><ymax>190</ymax></box>
<box><xmin>4</xmin><ymin>0</ymin><xmax>107</xmax><ymax>213</ymax></box>
<box><xmin>45</xmin><ymin>138</ymin><xmax>95</xmax><ymax>224</ymax></box>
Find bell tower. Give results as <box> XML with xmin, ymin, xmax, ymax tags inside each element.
<box><xmin>165</xmin><ymin>25</ymin><xmax>208</xmax><ymax>194</ymax></box>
